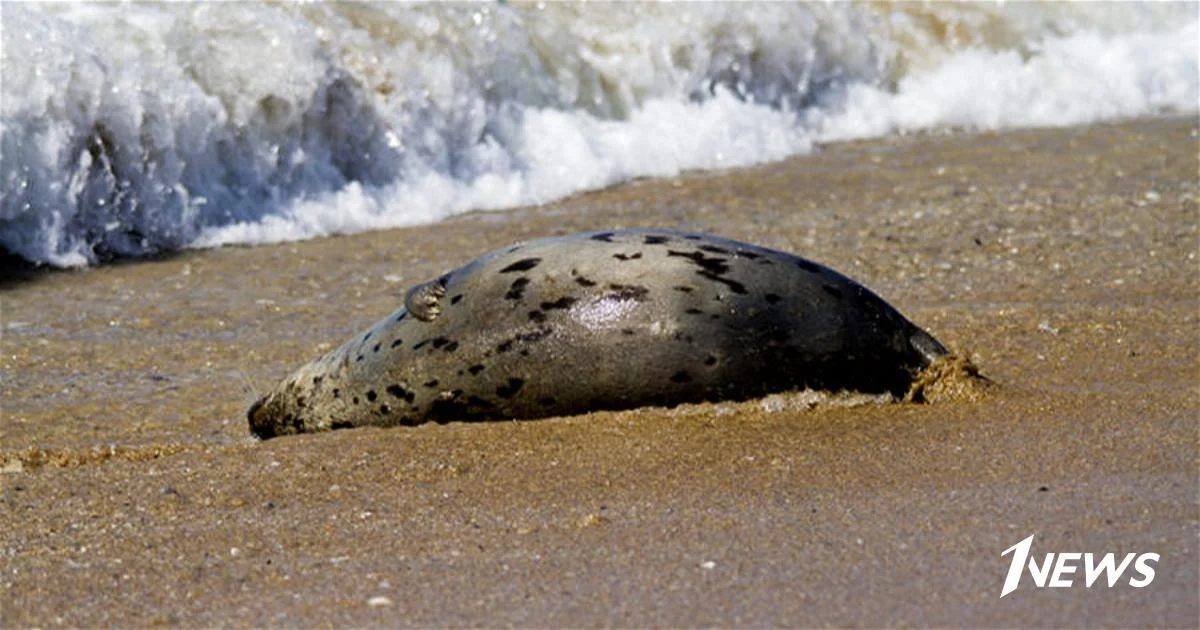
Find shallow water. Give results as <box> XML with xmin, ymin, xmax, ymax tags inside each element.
<box><xmin>2</xmin><ymin>117</ymin><xmax>1197</xmax><ymax>626</ymax></box>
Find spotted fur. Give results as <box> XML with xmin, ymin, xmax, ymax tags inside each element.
<box><xmin>248</xmin><ymin>229</ymin><xmax>947</xmax><ymax>438</ymax></box>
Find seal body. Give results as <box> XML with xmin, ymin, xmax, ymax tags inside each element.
<box><xmin>249</xmin><ymin>229</ymin><xmax>947</xmax><ymax>438</ymax></box>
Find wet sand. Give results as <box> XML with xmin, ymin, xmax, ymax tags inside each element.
<box><xmin>2</xmin><ymin>116</ymin><xmax>1197</xmax><ymax>627</ymax></box>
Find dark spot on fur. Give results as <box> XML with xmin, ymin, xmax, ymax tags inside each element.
<box><xmin>796</xmin><ymin>259</ymin><xmax>823</xmax><ymax>274</ymax></box>
<box><xmin>450</xmin><ymin>294</ymin><xmax>463</xmax><ymax>305</ymax></box>
<box><xmin>644</xmin><ymin>235</ymin><xmax>670</xmax><ymax>245</ymax></box>
<box><xmin>333</xmin><ymin>388</ymin><xmax>340</xmax><ymax>399</ymax></box>
<box><xmin>355</xmin><ymin>354</ymin><xmax>364</xmax><ymax>362</ymax></box>
<box><xmin>379</xmin><ymin>404</ymin><xmax>390</xmax><ymax>415</ymax></box>
<box><xmin>683</xmin><ymin>234</ymin><xmax>702</xmax><ymax>240</ymax></box>
<box><xmin>431</xmin><ymin>337</ymin><xmax>450</xmax><ymax>349</ymax></box>
<box><xmin>497</xmin><ymin>339</ymin><xmax>514</xmax><ymax>353</ymax></box>
<box><xmin>528</xmin><ymin>310</ymin><xmax>546</xmax><ymax>322</ymax></box>
<box><xmin>668</xmin><ymin>249</ymin><xmax>730</xmax><ymax>275</ymax></box>
<box><xmin>468</xmin><ymin>364</ymin><xmax>485</xmax><ymax>375</ymax></box>
<box><xmin>620</xmin><ymin>328</ymin><xmax>636</xmax><ymax>335</ymax></box>
<box><xmin>606</xmin><ymin>284</ymin><xmax>650</xmax><ymax>301</ymax></box>
<box><xmin>423</xmin><ymin>379</ymin><xmax>439</xmax><ymax>388</ymax></box>
<box><xmin>685</xmin><ymin>308</ymin><xmax>704</xmax><ymax>315</ymax></box>
<box><xmin>312</xmin><ymin>376</ymin><xmax>323</xmax><ymax>386</ymax></box>
<box><xmin>366</xmin><ymin>390</ymin><xmax>377</xmax><ymax>402</ymax></box>
<box><xmin>704</xmin><ymin>355</ymin><xmax>718</xmax><ymax>366</ymax></box>
<box><xmin>737</xmin><ymin>250</ymin><xmax>761</xmax><ymax>260</ymax></box>
<box><xmin>395</xmin><ymin>312</ymin><xmax>407</xmax><ymax>323</ymax></box>
<box><xmin>538</xmin><ymin>396</ymin><xmax>557</xmax><ymax>406</ymax></box>
<box><xmin>569</xmin><ymin>268</ymin><xmax>597</xmax><ymax>287</ymax></box>
<box><xmin>362</xmin><ymin>332</ymin><xmax>371</xmax><ymax>342</ymax></box>
<box><xmin>496</xmin><ymin>378</ymin><xmax>525</xmax><ymax>399</ymax></box>
<box><xmin>390</xmin><ymin>338</ymin><xmax>403</xmax><ymax>349</ymax></box>
<box><xmin>332</xmin><ymin>421</ymin><xmax>353</xmax><ymax>430</ymax></box>
<box><xmin>507</xmin><ymin>245</ymin><xmax>522</xmax><ymax>253</ymax></box>
<box><xmin>710</xmin><ymin>313</ymin><xmax>720</xmax><ymax>319</ymax></box>
<box><xmin>541</xmin><ymin>296</ymin><xmax>577</xmax><ymax>310</ymax></box>
<box><xmin>516</xmin><ymin>327</ymin><xmax>552</xmax><ymax>344</ymax></box>
<box><xmin>352</xmin><ymin>397</ymin><xmax>359</xmax><ymax>405</ymax></box>
<box><xmin>673</xmin><ymin>285</ymin><xmax>694</xmax><ymax>293</ymax></box>
<box><xmin>519</xmin><ymin>349</ymin><xmax>529</xmax><ymax>356</ymax></box>
<box><xmin>590</xmin><ymin>232</ymin><xmax>615</xmax><ymax>242</ymax></box>
<box><xmin>500</xmin><ymin>258</ymin><xmax>542</xmax><ymax>273</ymax></box>
<box><xmin>670</xmin><ymin>370</ymin><xmax>692</xmax><ymax>383</ymax></box>
<box><xmin>822</xmin><ymin>285</ymin><xmax>843</xmax><ymax>299</ymax></box>
<box><xmin>413</xmin><ymin>339</ymin><xmax>430</xmax><ymax>350</ymax></box>
<box><xmin>765</xmin><ymin>293</ymin><xmax>782</xmax><ymax>304</ymax></box>
<box><xmin>699</xmin><ymin>270</ymin><xmax>747</xmax><ymax>294</ymax></box>
<box><xmin>443</xmin><ymin>341</ymin><xmax>459</xmax><ymax>353</ymax></box>
<box><xmin>373</xmin><ymin>343</ymin><xmax>381</xmax><ymax>353</ymax></box>
<box><xmin>386</xmin><ymin>384</ymin><xmax>415</xmax><ymax>403</ymax></box>
<box><xmin>757</xmin><ymin>259</ymin><xmax>773</xmax><ymax>265</ymax></box>
<box><xmin>613</xmin><ymin>252</ymin><xmax>642</xmax><ymax>261</ymax></box>
<box><xmin>505</xmin><ymin>277</ymin><xmax>530</xmax><ymax>301</ymax></box>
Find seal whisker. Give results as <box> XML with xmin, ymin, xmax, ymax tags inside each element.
<box><xmin>234</xmin><ymin>369</ymin><xmax>261</xmax><ymax>402</ymax></box>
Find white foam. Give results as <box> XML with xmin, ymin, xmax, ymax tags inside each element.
<box><xmin>2</xmin><ymin>3</ymin><xmax>1196</xmax><ymax>267</ymax></box>
<box><xmin>812</xmin><ymin>20</ymin><xmax>1200</xmax><ymax>141</ymax></box>
<box><xmin>195</xmin><ymin>88</ymin><xmax>811</xmax><ymax>248</ymax></box>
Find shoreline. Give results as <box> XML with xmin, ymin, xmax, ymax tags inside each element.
<box><xmin>2</xmin><ymin>116</ymin><xmax>1197</xmax><ymax>626</ymax></box>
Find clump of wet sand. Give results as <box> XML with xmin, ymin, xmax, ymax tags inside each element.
<box><xmin>905</xmin><ymin>352</ymin><xmax>993</xmax><ymax>404</ymax></box>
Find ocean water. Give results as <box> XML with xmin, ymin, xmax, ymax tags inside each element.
<box><xmin>1</xmin><ymin>2</ymin><xmax>1196</xmax><ymax>267</ymax></box>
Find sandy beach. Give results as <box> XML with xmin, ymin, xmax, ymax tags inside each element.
<box><xmin>2</xmin><ymin>116</ymin><xmax>1197</xmax><ymax>626</ymax></box>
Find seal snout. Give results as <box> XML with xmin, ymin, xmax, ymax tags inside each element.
<box><xmin>247</xmin><ymin>396</ymin><xmax>276</xmax><ymax>440</ymax></box>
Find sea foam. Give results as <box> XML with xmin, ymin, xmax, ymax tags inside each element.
<box><xmin>1</xmin><ymin>3</ymin><xmax>1196</xmax><ymax>267</ymax></box>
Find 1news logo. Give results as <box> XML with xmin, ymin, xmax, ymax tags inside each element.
<box><xmin>1000</xmin><ymin>534</ymin><xmax>1159</xmax><ymax>597</ymax></box>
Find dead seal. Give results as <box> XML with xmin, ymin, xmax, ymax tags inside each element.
<box><xmin>248</xmin><ymin>228</ymin><xmax>948</xmax><ymax>439</ymax></box>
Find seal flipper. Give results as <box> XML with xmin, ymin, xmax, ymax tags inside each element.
<box><xmin>909</xmin><ymin>328</ymin><xmax>949</xmax><ymax>366</ymax></box>
<box><xmin>405</xmin><ymin>277</ymin><xmax>448</xmax><ymax>322</ymax></box>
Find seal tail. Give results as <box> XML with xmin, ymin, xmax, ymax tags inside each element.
<box><xmin>908</xmin><ymin>327</ymin><xmax>949</xmax><ymax>366</ymax></box>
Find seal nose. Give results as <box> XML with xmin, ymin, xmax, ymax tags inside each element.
<box><xmin>247</xmin><ymin>397</ymin><xmax>276</xmax><ymax>440</ymax></box>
